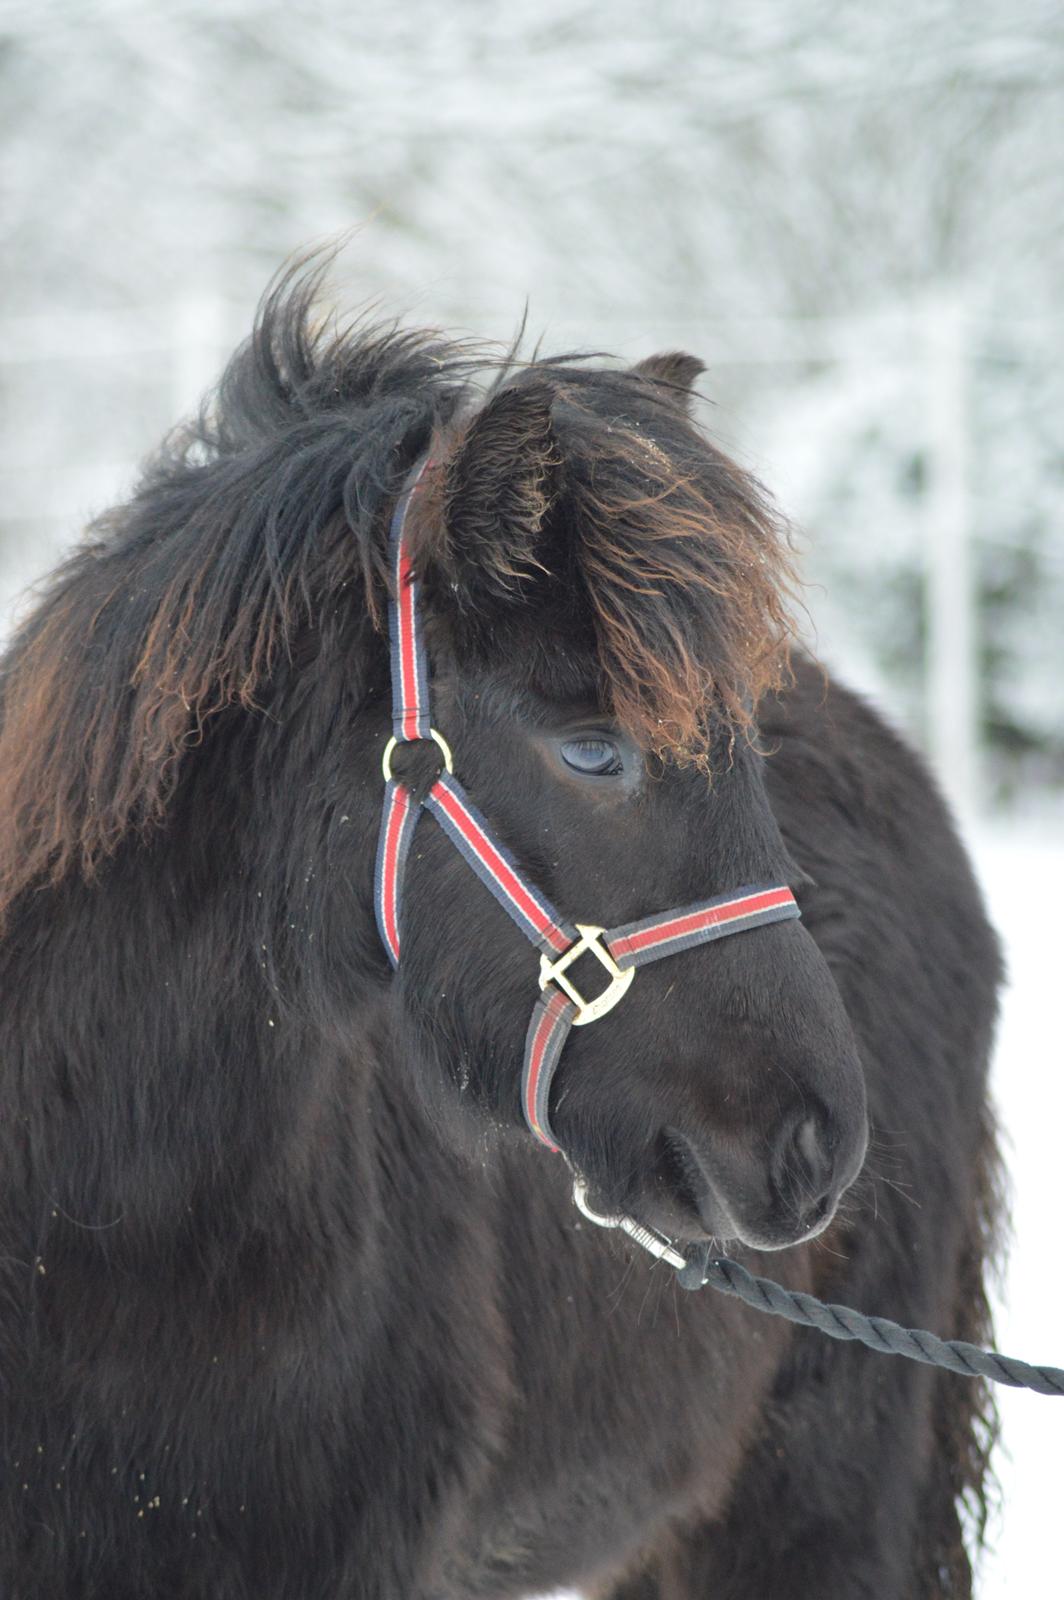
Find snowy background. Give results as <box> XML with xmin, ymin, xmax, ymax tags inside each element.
<box><xmin>2</xmin><ymin>3</ymin><xmax>1061</xmax><ymax>1592</ymax></box>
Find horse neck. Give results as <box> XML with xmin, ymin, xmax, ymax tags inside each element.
<box><xmin>0</xmin><ymin>817</ymin><xmax>403</xmax><ymax>1280</ymax></box>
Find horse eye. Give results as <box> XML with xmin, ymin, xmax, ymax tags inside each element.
<box><xmin>560</xmin><ymin>737</ymin><xmax>624</xmax><ymax>777</ymax></box>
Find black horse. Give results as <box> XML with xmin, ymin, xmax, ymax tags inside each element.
<box><xmin>0</xmin><ymin>267</ymin><xmax>1001</xmax><ymax>1599</ymax></box>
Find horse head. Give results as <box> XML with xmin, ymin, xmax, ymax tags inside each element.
<box><xmin>384</xmin><ymin>352</ymin><xmax>869</xmax><ymax>1250</ymax></box>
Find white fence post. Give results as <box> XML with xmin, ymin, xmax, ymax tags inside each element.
<box><xmin>923</xmin><ymin>295</ymin><xmax>979</xmax><ymax>822</ymax></box>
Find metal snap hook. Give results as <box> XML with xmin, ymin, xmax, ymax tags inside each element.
<box><xmin>571</xmin><ymin>1176</ymin><xmax>687</xmax><ymax>1270</ymax></box>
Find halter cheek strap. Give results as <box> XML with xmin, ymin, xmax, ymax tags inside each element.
<box><xmin>374</xmin><ymin>459</ymin><xmax>801</xmax><ymax>1153</ymax></box>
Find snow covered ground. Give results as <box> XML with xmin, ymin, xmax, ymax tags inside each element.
<box><xmin>546</xmin><ymin>819</ymin><xmax>1063</xmax><ymax>1600</ymax></box>
<box><xmin>973</xmin><ymin>822</ymin><xmax>1063</xmax><ymax>1598</ymax></box>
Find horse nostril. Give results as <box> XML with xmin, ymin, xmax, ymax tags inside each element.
<box><xmin>772</xmin><ymin>1109</ymin><xmax>835</xmax><ymax>1215</ymax></box>
<box><xmin>796</xmin><ymin>1113</ymin><xmax>831</xmax><ymax>1189</ymax></box>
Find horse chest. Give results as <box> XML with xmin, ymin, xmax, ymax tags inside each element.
<box><xmin>432</xmin><ymin>1211</ymin><xmax>794</xmax><ymax>1599</ymax></box>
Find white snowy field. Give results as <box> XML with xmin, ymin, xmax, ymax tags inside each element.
<box><xmin>547</xmin><ymin>820</ymin><xmax>1063</xmax><ymax>1600</ymax></box>
<box><xmin>975</xmin><ymin>823</ymin><xmax>1063</xmax><ymax>1598</ymax></box>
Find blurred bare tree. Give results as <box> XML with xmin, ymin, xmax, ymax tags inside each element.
<box><xmin>1</xmin><ymin>0</ymin><xmax>1062</xmax><ymax>797</ymax></box>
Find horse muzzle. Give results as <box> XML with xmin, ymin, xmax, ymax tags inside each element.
<box><xmin>633</xmin><ymin>1093</ymin><xmax>869</xmax><ymax>1253</ymax></box>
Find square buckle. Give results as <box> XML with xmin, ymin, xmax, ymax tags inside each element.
<box><xmin>538</xmin><ymin>924</ymin><xmax>635</xmax><ymax>1026</ymax></box>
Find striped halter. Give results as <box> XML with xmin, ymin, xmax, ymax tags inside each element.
<box><xmin>374</xmin><ymin>459</ymin><xmax>801</xmax><ymax>1155</ymax></box>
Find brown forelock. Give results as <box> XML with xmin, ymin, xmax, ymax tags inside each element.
<box><xmin>414</xmin><ymin>373</ymin><xmax>799</xmax><ymax>767</ymax></box>
<box><xmin>575</xmin><ymin>426</ymin><xmax>797</xmax><ymax>766</ymax></box>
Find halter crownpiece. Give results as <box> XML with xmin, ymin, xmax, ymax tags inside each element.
<box><xmin>374</xmin><ymin>456</ymin><xmax>801</xmax><ymax>1152</ymax></box>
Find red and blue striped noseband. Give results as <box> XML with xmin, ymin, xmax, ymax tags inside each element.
<box><xmin>374</xmin><ymin>458</ymin><xmax>801</xmax><ymax>1154</ymax></box>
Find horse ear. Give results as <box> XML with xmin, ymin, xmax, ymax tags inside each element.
<box><xmin>427</xmin><ymin>383</ymin><xmax>559</xmax><ymax>608</ymax></box>
<box><xmin>632</xmin><ymin>351</ymin><xmax>706</xmax><ymax>413</ymax></box>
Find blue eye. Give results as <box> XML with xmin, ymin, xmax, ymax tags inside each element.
<box><xmin>560</xmin><ymin>737</ymin><xmax>624</xmax><ymax>776</ymax></box>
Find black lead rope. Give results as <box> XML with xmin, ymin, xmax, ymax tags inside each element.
<box><xmin>677</xmin><ymin>1248</ymin><xmax>1064</xmax><ymax>1397</ymax></box>
<box><xmin>572</xmin><ymin>1178</ymin><xmax>1064</xmax><ymax>1397</ymax></box>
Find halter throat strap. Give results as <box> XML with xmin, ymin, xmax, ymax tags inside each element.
<box><xmin>374</xmin><ymin>459</ymin><xmax>801</xmax><ymax>1152</ymax></box>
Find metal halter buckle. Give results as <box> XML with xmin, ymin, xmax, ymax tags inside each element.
<box><xmin>538</xmin><ymin>923</ymin><xmax>635</xmax><ymax>1026</ymax></box>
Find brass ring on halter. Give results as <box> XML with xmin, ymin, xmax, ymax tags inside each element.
<box><xmin>381</xmin><ymin>728</ymin><xmax>455</xmax><ymax>783</ymax></box>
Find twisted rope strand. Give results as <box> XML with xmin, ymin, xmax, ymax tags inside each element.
<box><xmin>677</xmin><ymin>1251</ymin><xmax>1064</xmax><ymax>1397</ymax></box>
